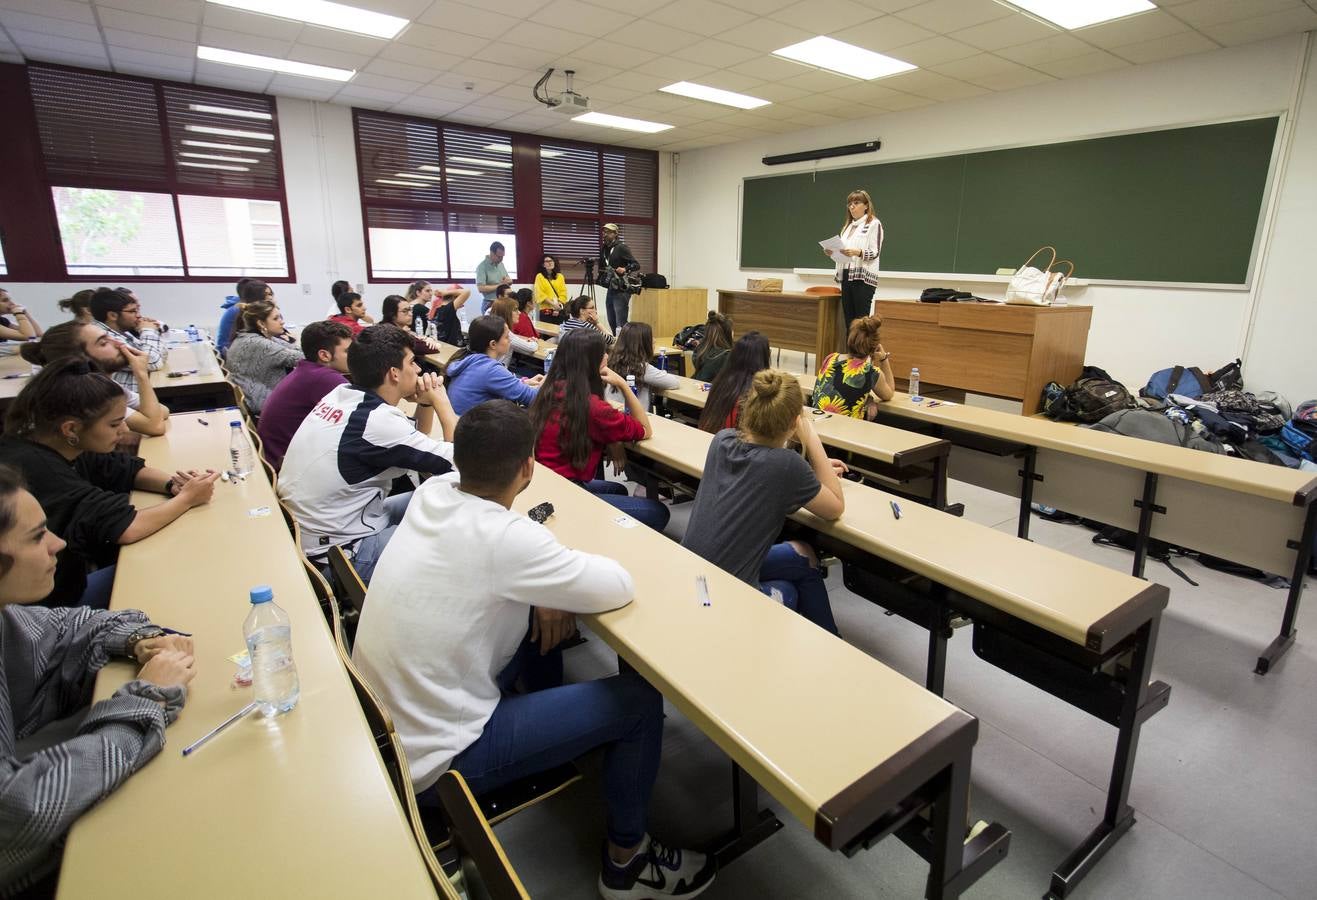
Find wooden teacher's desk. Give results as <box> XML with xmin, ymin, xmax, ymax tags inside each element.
<box><xmin>717</xmin><ymin>289</ymin><xmax>843</xmax><ymax>366</ymax></box>
<box><xmin>874</xmin><ymin>300</ymin><xmax>1092</xmax><ymax>415</ymax></box>
<box><xmin>58</xmin><ymin>411</ymin><xmax>436</xmax><ymax>899</ymax></box>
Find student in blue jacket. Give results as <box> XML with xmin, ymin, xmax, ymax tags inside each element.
<box><xmin>444</xmin><ymin>315</ymin><xmax>543</xmax><ymax>416</ymax></box>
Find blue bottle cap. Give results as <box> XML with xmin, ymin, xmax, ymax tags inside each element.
<box><xmin>249</xmin><ymin>585</ymin><xmax>274</xmax><ymax>603</ymax></box>
<box><xmin>230</xmin><ymin>420</ymin><xmax>242</xmax><ymax>427</ymax></box>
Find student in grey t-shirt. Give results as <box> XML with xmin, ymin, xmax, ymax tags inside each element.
<box><xmin>681</xmin><ymin>370</ymin><xmax>847</xmax><ymax>634</ymax></box>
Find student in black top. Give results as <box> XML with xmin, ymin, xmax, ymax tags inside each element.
<box><xmin>0</xmin><ymin>288</ymin><xmax>44</xmax><ymax>342</ymax></box>
<box><xmin>692</xmin><ymin>311</ymin><xmax>733</xmax><ymax>382</ymax></box>
<box><xmin>0</xmin><ymin>359</ymin><xmax>219</xmax><ymax>609</ymax></box>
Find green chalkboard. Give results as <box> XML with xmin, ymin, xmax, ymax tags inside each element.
<box><xmin>740</xmin><ymin>118</ymin><xmax>1279</xmax><ymax>284</ymax></box>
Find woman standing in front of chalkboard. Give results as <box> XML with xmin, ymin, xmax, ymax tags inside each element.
<box><xmin>829</xmin><ymin>190</ymin><xmax>884</xmax><ymax>331</ymax></box>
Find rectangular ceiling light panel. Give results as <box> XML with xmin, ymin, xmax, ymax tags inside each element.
<box><xmin>197</xmin><ymin>45</ymin><xmax>355</xmax><ymax>82</ymax></box>
<box><xmin>660</xmin><ymin>81</ymin><xmax>770</xmax><ymax>109</ymax></box>
<box><xmin>772</xmin><ymin>36</ymin><xmax>915</xmax><ymax>80</ymax></box>
<box><xmin>572</xmin><ymin>112</ymin><xmax>672</xmax><ymax>133</ymax></box>
<box><xmin>207</xmin><ymin>0</ymin><xmax>408</xmax><ymax>39</ymax></box>
<box><xmin>1007</xmin><ymin>0</ymin><xmax>1155</xmax><ymax>30</ymax></box>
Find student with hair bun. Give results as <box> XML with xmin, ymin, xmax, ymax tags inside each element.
<box><xmin>692</xmin><ymin>311</ymin><xmax>733</xmax><ymax>382</ymax></box>
<box><xmin>811</xmin><ymin>314</ymin><xmax>894</xmax><ymax>419</ymax></box>
<box><xmin>682</xmin><ymin>369</ymin><xmax>847</xmax><ymax>634</ymax></box>
<box><xmin>58</xmin><ymin>289</ymin><xmax>96</xmax><ymax>324</ymax></box>
<box><xmin>225</xmin><ymin>299</ymin><xmax>302</xmax><ymax>415</ymax></box>
<box><xmin>697</xmin><ymin>331</ymin><xmax>770</xmax><ymax>433</ymax></box>
<box><xmin>0</xmin><ymin>359</ymin><xmax>217</xmax><ymax>608</ymax></box>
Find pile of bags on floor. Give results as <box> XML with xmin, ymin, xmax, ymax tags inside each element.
<box><xmin>1042</xmin><ymin>361</ymin><xmax>1316</xmax><ymax>470</ymax></box>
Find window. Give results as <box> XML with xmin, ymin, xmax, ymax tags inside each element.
<box><xmin>353</xmin><ymin>110</ymin><xmax>657</xmax><ymax>283</ymax></box>
<box><xmin>23</xmin><ymin>64</ymin><xmax>293</xmax><ymax>281</ymax></box>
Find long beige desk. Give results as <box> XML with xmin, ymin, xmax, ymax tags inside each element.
<box><xmin>870</xmin><ymin>393</ymin><xmax>1317</xmax><ymax>675</ymax></box>
<box><xmin>0</xmin><ymin>348</ymin><xmax>33</xmax><ymax>403</ymax></box>
<box><xmin>624</xmin><ymin>413</ymin><xmax>1169</xmax><ymax>898</ymax></box>
<box><xmin>0</xmin><ymin>342</ymin><xmax>232</xmax><ymax>410</ymax></box>
<box><xmin>512</xmin><ymin>464</ymin><xmax>1007</xmax><ymax>896</ymax></box>
<box><xmin>58</xmin><ymin>411</ymin><xmax>437</xmax><ymax>899</ymax></box>
<box><xmin>657</xmin><ymin>374</ymin><xmax>955</xmax><ymax>509</ymax></box>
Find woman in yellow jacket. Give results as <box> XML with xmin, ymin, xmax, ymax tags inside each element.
<box><xmin>533</xmin><ymin>254</ymin><xmax>568</xmax><ymax>324</ymax></box>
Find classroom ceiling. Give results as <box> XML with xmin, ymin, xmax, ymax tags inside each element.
<box><xmin>0</xmin><ymin>0</ymin><xmax>1314</xmax><ymax>153</ymax></box>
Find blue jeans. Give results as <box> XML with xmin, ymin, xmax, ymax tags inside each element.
<box><xmin>583</xmin><ymin>479</ymin><xmax>670</xmax><ymax>532</ymax></box>
<box><xmin>449</xmin><ymin>641</ymin><xmax>664</xmax><ymax>848</ymax></box>
<box><xmin>606</xmin><ymin>290</ymin><xmax>630</xmax><ymax>332</ymax></box>
<box><xmin>82</xmin><ymin>565</ymin><xmax>117</xmax><ymax>610</ymax></box>
<box><xmin>760</xmin><ymin>542</ymin><xmax>838</xmax><ymax>635</ymax></box>
<box><xmin>351</xmin><ymin>492</ymin><xmax>413</xmax><ymax>584</ymax></box>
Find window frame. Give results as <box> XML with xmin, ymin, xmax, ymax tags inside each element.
<box><xmin>12</xmin><ymin>62</ymin><xmax>296</xmax><ymax>284</ymax></box>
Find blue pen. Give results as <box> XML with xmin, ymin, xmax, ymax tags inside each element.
<box><xmin>161</xmin><ymin>626</ymin><xmax>193</xmax><ymax>637</ymax></box>
<box><xmin>890</xmin><ymin>501</ymin><xmax>901</xmax><ymax>520</ymax></box>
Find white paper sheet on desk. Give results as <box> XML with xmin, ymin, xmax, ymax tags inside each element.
<box><xmin>819</xmin><ymin>236</ymin><xmax>846</xmax><ymax>261</ymax></box>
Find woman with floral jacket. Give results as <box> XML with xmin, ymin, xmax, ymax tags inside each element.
<box><xmin>811</xmin><ymin>315</ymin><xmax>894</xmax><ymax>420</ymax></box>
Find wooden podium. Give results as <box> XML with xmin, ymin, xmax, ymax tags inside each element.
<box><xmin>630</xmin><ymin>287</ymin><xmax>708</xmax><ymax>344</ymax></box>
<box><xmin>716</xmin><ymin>289</ymin><xmax>843</xmax><ymax>366</ymax></box>
<box><xmin>874</xmin><ymin>300</ymin><xmax>1092</xmax><ymax>415</ymax></box>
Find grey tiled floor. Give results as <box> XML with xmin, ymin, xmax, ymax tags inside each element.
<box><xmin>493</xmin><ymin>467</ymin><xmax>1316</xmax><ymax>899</ymax></box>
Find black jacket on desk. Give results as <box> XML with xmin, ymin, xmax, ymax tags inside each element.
<box><xmin>0</xmin><ymin>437</ymin><xmax>144</xmax><ymax>607</ymax></box>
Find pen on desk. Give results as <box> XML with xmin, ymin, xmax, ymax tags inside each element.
<box><xmin>161</xmin><ymin>626</ymin><xmax>193</xmax><ymax>637</ymax></box>
<box><xmin>696</xmin><ymin>574</ymin><xmax>711</xmax><ymax>607</ymax></box>
<box><xmin>890</xmin><ymin>501</ymin><xmax>902</xmax><ymax>520</ymax></box>
<box><xmin>182</xmin><ymin>701</ymin><xmax>258</xmax><ymax>757</ymax></box>
<box><xmin>196</xmin><ymin>418</ymin><xmax>209</xmax><ymax>426</ymax></box>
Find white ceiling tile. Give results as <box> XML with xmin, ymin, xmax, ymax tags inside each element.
<box><xmin>783</xmin><ymin>92</ymin><xmax>856</xmax><ymax>112</ymax></box>
<box><xmin>744</xmin><ymin>79</ymin><xmax>810</xmax><ymax>101</ymax></box>
<box><xmin>877</xmin><ymin>92</ymin><xmax>931</xmax><ymax>109</ymax></box>
<box><xmin>95</xmin><ymin>6</ymin><xmax>198</xmax><ymax>41</ymax></box>
<box><xmin>1033</xmin><ymin>49</ymin><xmax>1129</xmax><ymax>78</ymax></box>
<box><xmin>725</xmin><ymin>55</ymin><xmax>808</xmax><ymax>81</ymax></box>
<box><xmin>692</xmin><ymin>70</ymin><xmax>767</xmax><ymax>92</ymax></box>
<box><xmin>949</xmin><ymin>13</ymin><xmax>1060</xmax><ymax>51</ymax></box>
<box><xmin>284</xmin><ymin>43</ymin><xmax>373</xmax><ymax>71</ymax></box>
<box><xmin>390</xmin><ymin>96</ymin><xmax>465</xmax><ymax>117</ymax></box>
<box><xmin>108</xmin><ymin>44</ymin><xmax>193</xmax><ymax>70</ymax></box>
<box><xmin>0</xmin><ymin>10</ymin><xmax>101</xmax><ymax>41</ymax></box>
<box><xmin>831</xmin><ymin>15</ymin><xmax>935</xmax><ymax>52</ymax></box>
<box><xmin>581</xmin><ymin>0</ymin><xmax>672</xmax><ymax>12</ymax></box>
<box><xmin>397</xmin><ymin>22</ymin><xmax>492</xmax><ymax>56</ymax></box>
<box><xmin>931</xmin><ymin>51</ymin><xmax>1021</xmax><ymax>80</ymax></box>
<box><xmin>1169</xmin><ymin>0</ymin><xmax>1303</xmax><ymax>28</ymax></box>
<box><xmin>558</xmin><ymin>40</ymin><xmax>658</xmax><ymax>68</ymax></box>
<box><xmin>894</xmin><ymin>0</ymin><xmax>1011</xmax><ymax>33</ymax></box>
<box><xmin>352</xmin><ymin>71</ymin><xmax>427</xmax><ymax>93</ymax></box>
<box><xmin>113</xmin><ymin>59</ymin><xmax>195</xmax><ymax>80</ymax></box>
<box><xmin>7</xmin><ymin>30</ymin><xmax>106</xmax><ymax>57</ymax></box>
<box><xmin>880</xmin><ymin>67</ymin><xmax>986</xmax><ymax>99</ymax></box>
<box><xmin>102</xmin><ymin>28</ymin><xmax>195</xmax><ymax>57</ymax></box>
<box><xmin>473</xmin><ymin>0</ymin><xmax>552</xmax><ymax>17</ymax></box>
<box><xmin>606</xmin><ymin>70</ymin><xmax>672</xmax><ymax>92</ymax></box>
<box><xmin>1074</xmin><ymin>10</ymin><xmax>1189</xmax><ymax>49</ymax></box>
<box><xmin>770</xmin><ymin>0</ymin><xmax>880</xmax><ymax>32</ymax></box>
<box><xmin>379</xmin><ymin>41</ymin><xmax>448</xmax><ymax>66</ymax></box>
<box><xmin>332</xmin><ymin>83</ymin><xmax>412</xmax><ymax>105</ymax></box>
<box><xmin>499</xmin><ymin>20</ymin><xmax>592</xmax><ymax>53</ymax></box>
<box><xmin>576</xmin><ymin>82</ymin><xmax>641</xmax><ymax>102</ymax></box>
<box><xmin>647</xmin><ymin>0</ymin><xmax>755</xmax><ymax>34</ymax></box>
<box><xmin>718</xmin><ymin>0</ymin><xmax>795</xmax><ymax>12</ymax></box>
<box><xmin>996</xmin><ymin>34</ymin><xmax>1095</xmax><ymax>66</ymax></box>
<box><xmin>22</xmin><ymin>47</ymin><xmax>111</xmax><ymax>68</ymax></box>
<box><xmin>466</xmin><ymin>94</ymin><xmax>536</xmax><ymax>113</ymax></box>
<box><xmin>825</xmin><ymin>80</ymin><xmax>909</xmax><ymax>104</ymax></box>
<box><xmin>265</xmin><ymin>74</ymin><xmax>343</xmax><ymax>100</ymax></box>
<box><xmin>776</xmin><ymin>67</ymin><xmax>855</xmax><ymax>91</ymax></box>
<box><xmin>444</xmin><ymin>57</ymin><xmax>525</xmax><ymax>82</ymax></box>
<box><xmin>669</xmin><ymin>38</ymin><xmax>761</xmax><ymax>67</ymax></box>
<box><xmin>1199</xmin><ymin>7</ymin><xmax>1317</xmax><ymax>45</ymax></box>
<box><xmin>716</xmin><ymin>17</ymin><xmax>813</xmax><ymax>53</ymax></box>
<box><xmin>665</xmin><ymin>100</ymin><xmax>728</xmax><ymax>119</ymax></box>
<box><xmin>293</xmin><ymin>24</ymin><xmax>388</xmax><ymax>56</ymax></box>
<box><xmin>445</xmin><ymin>106</ymin><xmax>513</xmax><ymax>126</ymax></box>
<box><xmin>784</xmin><ymin>109</ymin><xmax>845</xmax><ymax>126</ymax></box>
<box><xmin>1</xmin><ymin>0</ymin><xmax>95</xmax><ymax>24</ymax></box>
<box><xmin>200</xmin><ymin>4</ymin><xmax>303</xmax><ymax>40</ymax></box>
<box><xmin>360</xmin><ymin>0</ymin><xmax>433</xmax><ymax>15</ymax></box>
<box><xmin>886</xmin><ymin>35</ymin><xmax>978</xmax><ymax>66</ymax></box>
<box><xmin>619</xmin><ymin>91</ymin><xmax>697</xmax><ymax>111</ymax></box>
<box><xmin>608</xmin><ymin>21</ymin><xmax>702</xmax><ymax>54</ymax></box>
<box><xmin>415</xmin><ymin>81</ymin><xmax>488</xmax><ymax>102</ymax></box>
<box><xmin>415</xmin><ymin>1</ymin><xmax>515</xmax><ymax>39</ymax></box>
<box><xmin>546</xmin><ymin>58</ymin><xmax>623</xmax><ymax>82</ymax></box>
<box><xmin>855</xmin><ymin>0</ymin><xmax>927</xmax><ymax>10</ymax></box>
<box><xmin>531</xmin><ymin>0</ymin><xmax>634</xmax><ymax>36</ymax></box>
<box><xmin>630</xmin><ymin>55</ymin><xmax>717</xmax><ymax>80</ymax></box>
<box><xmin>96</xmin><ymin>0</ymin><xmax>202</xmax><ymax>23</ymax></box>
<box><xmin>1111</xmin><ymin>29</ymin><xmax>1219</xmax><ymax>63</ymax></box>
<box><xmin>199</xmin><ymin>26</ymin><xmax>294</xmax><ymax>57</ymax></box>
<box><xmin>363</xmin><ymin>57</ymin><xmax>439</xmax><ymax>81</ymax></box>
<box><xmin>0</xmin><ymin>49</ymin><xmax>24</xmax><ymax>62</ymax></box>
<box><xmin>971</xmin><ymin>65</ymin><xmax>1054</xmax><ymax>91</ymax></box>
<box><xmin>195</xmin><ymin>59</ymin><xmax>273</xmax><ymax>87</ymax></box>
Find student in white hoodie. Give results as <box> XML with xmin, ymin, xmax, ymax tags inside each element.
<box><xmin>353</xmin><ymin>400</ymin><xmax>716</xmax><ymax>900</ymax></box>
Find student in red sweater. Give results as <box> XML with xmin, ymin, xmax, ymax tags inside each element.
<box><xmin>697</xmin><ymin>331</ymin><xmax>771</xmax><ymax>433</ymax></box>
<box><xmin>528</xmin><ymin>329</ymin><xmax>669</xmax><ymax>531</ymax></box>
<box><xmin>257</xmin><ymin>321</ymin><xmax>353</xmax><ymax>470</ymax></box>
<box><xmin>512</xmin><ymin>289</ymin><xmax>539</xmax><ymax>340</ymax></box>
<box><xmin>328</xmin><ymin>291</ymin><xmax>373</xmax><ymax>336</ymax></box>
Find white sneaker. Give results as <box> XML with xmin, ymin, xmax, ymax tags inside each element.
<box><xmin>598</xmin><ymin>835</ymin><xmax>717</xmax><ymax>899</ymax></box>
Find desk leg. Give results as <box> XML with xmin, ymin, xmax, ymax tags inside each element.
<box><xmin>926</xmin><ymin>756</ymin><xmax>971</xmax><ymax>900</ymax></box>
<box><xmin>926</xmin><ymin>592</ymin><xmax>952</xmax><ymax>696</ymax></box>
<box><xmin>1048</xmin><ymin>619</ymin><xmax>1171</xmax><ymax>898</ymax></box>
<box><xmin>1256</xmin><ymin>503</ymin><xmax>1316</xmax><ymax>675</ymax></box>
<box><xmin>713</xmin><ymin>763</ymin><xmax>783</xmax><ymax>868</ymax></box>
<box><xmin>931</xmin><ymin>453</ymin><xmax>949</xmax><ymax>512</ymax></box>
<box><xmin>1016</xmin><ymin>448</ymin><xmax>1039</xmax><ymax>540</ymax></box>
<box><xmin>1130</xmin><ymin>473</ymin><xmax>1162</xmax><ymax>580</ymax></box>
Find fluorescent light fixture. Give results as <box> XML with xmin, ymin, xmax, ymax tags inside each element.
<box><xmin>772</xmin><ymin>36</ymin><xmax>915</xmax><ymax>80</ymax></box>
<box><xmin>572</xmin><ymin>112</ymin><xmax>672</xmax><ymax>134</ymax></box>
<box><xmin>376</xmin><ymin>178</ymin><xmax>430</xmax><ymax>187</ymax></box>
<box><xmin>448</xmin><ymin>156</ymin><xmax>513</xmax><ymax>169</ymax></box>
<box><xmin>485</xmin><ymin>143</ymin><xmax>563</xmax><ymax>158</ymax></box>
<box><xmin>206</xmin><ymin>0</ymin><xmax>408</xmax><ymax>39</ymax></box>
<box><xmin>182</xmin><ymin>152</ymin><xmax>260</xmax><ymax>163</ymax></box>
<box><xmin>197</xmin><ymin>46</ymin><xmax>354</xmax><ymax>82</ymax></box>
<box><xmin>179</xmin><ymin>161</ymin><xmax>250</xmax><ymax>171</ymax></box>
<box><xmin>186</xmin><ymin>124</ymin><xmax>275</xmax><ymax>141</ymax></box>
<box><xmin>188</xmin><ymin>103</ymin><xmax>272</xmax><ymax>120</ymax></box>
<box><xmin>182</xmin><ymin>139</ymin><xmax>271</xmax><ymax>153</ymax></box>
<box><xmin>1005</xmin><ymin>0</ymin><xmax>1155</xmax><ymax>30</ymax></box>
<box><xmin>660</xmin><ymin>81</ymin><xmax>769</xmax><ymax>110</ymax></box>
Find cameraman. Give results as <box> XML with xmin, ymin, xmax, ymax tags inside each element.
<box><xmin>599</xmin><ymin>223</ymin><xmax>639</xmax><ymax>332</ymax></box>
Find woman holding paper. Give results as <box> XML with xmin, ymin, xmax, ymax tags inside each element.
<box><xmin>824</xmin><ymin>190</ymin><xmax>884</xmax><ymax>331</ymax></box>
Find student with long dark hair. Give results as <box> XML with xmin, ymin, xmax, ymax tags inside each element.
<box><xmin>445</xmin><ymin>315</ymin><xmax>541</xmax><ymax>416</ymax></box>
<box><xmin>559</xmin><ymin>294</ymin><xmax>615</xmax><ymax>347</ymax></box>
<box><xmin>219</xmin><ymin>278</ymin><xmax>268</xmax><ymax>356</ymax></box>
<box><xmin>697</xmin><ymin>331</ymin><xmax>771</xmax><ymax>433</ymax></box>
<box><xmin>692</xmin><ymin>311</ymin><xmax>733</xmax><ymax>381</ymax></box>
<box><xmin>0</xmin><ymin>464</ymin><xmax>196</xmax><ymax>897</ymax></box>
<box><xmin>605</xmin><ymin>322</ymin><xmax>679</xmax><ymax>411</ymax></box>
<box><xmin>683</xmin><ymin>370</ymin><xmax>846</xmax><ymax>634</ymax></box>
<box><xmin>381</xmin><ymin>294</ymin><xmax>443</xmax><ymax>358</ymax></box>
<box><xmin>533</xmin><ymin>254</ymin><xmax>568</xmax><ymax>323</ymax></box>
<box><xmin>225</xmin><ymin>300</ymin><xmax>302</xmax><ymax>415</ymax></box>
<box><xmin>59</xmin><ymin>289</ymin><xmax>95</xmax><ymax>324</ymax></box>
<box><xmin>528</xmin><ymin>329</ymin><xmax>668</xmax><ymax>531</ymax></box>
<box><xmin>0</xmin><ymin>359</ymin><xmax>217</xmax><ymax>608</ymax></box>
<box><xmin>0</xmin><ymin>288</ymin><xmax>44</xmax><ymax>341</ymax></box>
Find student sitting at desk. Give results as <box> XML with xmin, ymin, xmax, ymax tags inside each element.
<box><xmin>327</xmin><ymin>290</ymin><xmax>374</xmax><ymax>337</ymax></box>
<box><xmin>278</xmin><ymin>325</ymin><xmax>457</xmax><ymax>584</ymax></box>
<box><xmin>216</xmin><ymin>278</ymin><xmax>254</xmax><ymax>357</ymax></box>
<box><xmin>559</xmin><ymin>294</ymin><xmax>615</xmax><ymax>347</ymax></box>
<box><xmin>352</xmin><ymin>402</ymin><xmax>715</xmax><ymax>900</ymax></box>
<box><xmin>445</xmin><ymin>315</ymin><xmax>541</xmax><ymax>416</ymax></box>
<box><xmin>59</xmin><ymin>289</ymin><xmax>95</xmax><ymax>325</ymax></box>
<box><xmin>0</xmin><ymin>360</ymin><xmax>218</xmax><ymax>609</ymax></box>
<box><xmin>489</xmin><ymin>296</ymin><xmax>539</xmax><ymax>367</ymax></box>
<box><xmin>0</xmin><ymin>288</ymin><xmax>44</xmax><ymax>342</ymax></box>
<box><xmin>381</xmin><ymin>294</ymin><xmax>444</xmax><ymax>357</ymax></box>
<box><xmin>605</xmin><ymin>322</ymin><xmax>680</xmax><ymax>411</ymax></box>
<box><xmin>423</xmin><ymin>280</ymin><xmax>469</xmax><ymax>347</ymax></box>
<box><xmin>257</xmin><ymin>321</ymin><xmax>353</xmax><ymax>471</ymax></box>
<box><xmin>691</xmin><ymin>311</ymin><xmax>733</xmax><ymax>382</ymax></box>
<box><xmin>21</xmin><ymin>321</ymin><xmax>170</xmax><ymax>437</ymax></box>
<box><xmin>225</xmin><ymin>300</ymin><xmax>302</xmax><ymax>416</ymax></box>
<box><xmin>89</xmin><ymin>287</ymin><xmax>163</xmax><ymax>391</ymax></box>
<box><xmin>0</xmin><ymin>464</ymin><xmax>196</xmax><ymax>898</ymax></box>
<box><xmin>683</xmin><ymin>370</ymin><xmax>846</xmax><ymax>635</ymax></box>
<box><xmin>529</xmin><ymin>330</ymin><xmax>669</xmax><ymax>532</ymax></box>
<box><xmin>512</xmin><ymin>289</ymin><xmax>539</xmax><ymax>340</ymax></box>
<box><xmin>811</xmin><ymin>314</ymin><xmax>894</xmax><ymax>420</ymax></box>
<box><xmin>697</xmin><ymin>331</ymin><xmax>770</xmax><ymax>433</ymax></box>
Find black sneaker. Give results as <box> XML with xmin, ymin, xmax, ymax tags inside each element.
<box><xmin>598</xmin><ymin>835</ymin><xmax>716</xmax><ymax>899</ymax></box>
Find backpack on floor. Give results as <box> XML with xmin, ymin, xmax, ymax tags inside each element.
<box><xmin>673</xmin><ymin>323</ymin><xmax>705</xmax><ymax>351</ymax></box>
<box><xmin>1041</xmin><ymin>366</ymin><xmax>1135</xmax><ymax>423</ymax></box>
<box><xmin>1141</xmin><ymin>365</ymin><xmax>1211</xmax><ymax>401</ymax></box>
<box><xmin>1209</xmin><ymin>358</ymin><xmax>1244</xmax><ymax>391</ymax></box>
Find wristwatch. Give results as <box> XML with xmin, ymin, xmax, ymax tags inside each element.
<box><xmin>127</xmin><ymin>625</ymin><xmax>166</xmax><ymax>658</ymax></box>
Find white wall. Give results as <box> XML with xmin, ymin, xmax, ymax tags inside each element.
<box><xmin>671</xmin><ymin>34</ymin><xmax>1316</xmax><ymax>401</ymax></box>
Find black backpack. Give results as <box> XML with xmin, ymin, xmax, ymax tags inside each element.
<box><xmin>673</xmin><ymin>323</ymin><xmax>705</xmax><ymax>351</ymax></box>
<box><xmin>642</xmin><ymin>273</ymin><xmax>668</xmax><ymax>289</ymax></box>
<box><xmin>1043</xmin><ymin>366</ymin><xmax>1136</xmax><ymax>424</ymax></box>
<box><xmin>920</xmin><ymin>287</ymin><xmax>972</xmax><ymax>303</ymax></box>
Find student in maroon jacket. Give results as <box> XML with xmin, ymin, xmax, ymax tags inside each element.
<box><xmin>257</xmin><ymin>321</ymin><xmax>353</xmax><ymax>470</ymax></box>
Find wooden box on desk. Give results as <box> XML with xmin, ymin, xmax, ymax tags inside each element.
<box><xmin>630</xmin><ymin>287</ymin><xmax>708</xmax><ymax>343</ymax></box>
<box><xmin>874</xmin><ymin>300</ymin><xmax>1092</xmax><ymax>415</ymax></box>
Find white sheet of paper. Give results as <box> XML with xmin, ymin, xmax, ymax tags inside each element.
<box><xmin>819</xmin><ymin>235</ymin><xmax>847</xmax><ymax>263</ymax></box>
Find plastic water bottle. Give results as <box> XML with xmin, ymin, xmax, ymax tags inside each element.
<box><xmin>624</xmin><ymin>374</ymin><xmax>636</xmax><ymax>414</ymax></box>
<box><xmin>658</xmin><ymin>348</ymin><xmax>667</xmax><ymax>373</ymax></box>
<box><xmin>243</xmin><ymin>585</ymin><xmax>300</xmax><ymax>716</ymax></box>
<box><xmin>229</xmin><ymin>421</ymin><xmax>255</xmax><ymax>476</ymax></box>
<box><xmin>185</xmin><ymin>323</ymin><xmax>200</xmax><ymax>342</ymax></box>
<box><xmin>413</xmin><ymin>315</ymin><xmax>425</xmax><ymax>337</ymax></box>
<box><xmin>910</xmin><ymin>367</ymin><xmax>922</xmax><ymax>402</ymax></box>
<box><xmin>426</xmin><ymin>319</ymin><xmax>437</xmax><ymax>340</ymax></box>
<box><xmin>544</xmin><ymin>349</ymin><xmax>555</xmax><ymax>375</ymax></box>
<box><xmin>193</xmin><ymin>328</ymin><xmax>218</xmax><ymax>375</ymax></box>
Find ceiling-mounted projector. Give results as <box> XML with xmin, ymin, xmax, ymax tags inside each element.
<box><xmin>534</xmin><ymin>68</ymin><xmax>591</xmax><ymax>115</ymax></box>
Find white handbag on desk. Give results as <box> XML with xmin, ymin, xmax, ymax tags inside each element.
<box><xmin>1005</xmin><ymin>246</ymin><xmax>1074</xmax><ymax>306</ymax></box>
